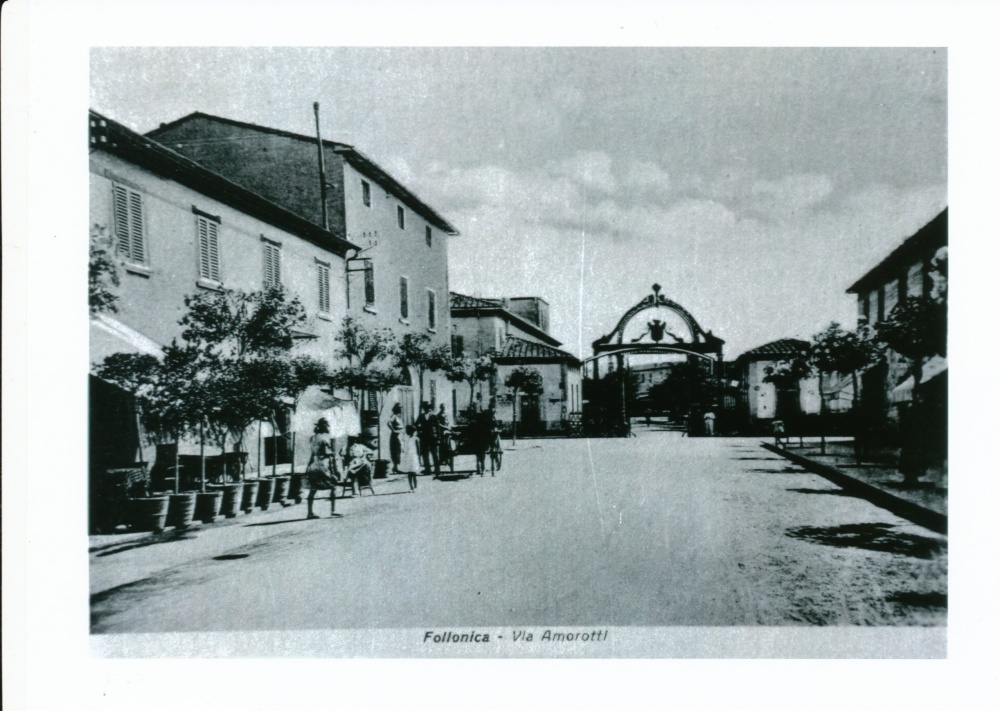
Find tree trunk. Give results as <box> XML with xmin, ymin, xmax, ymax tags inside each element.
<box><xmin>271</xmin><ymin>414</ymin><xmax>278</xmax><ymax>477</ymax></box>
<box><xmin>257</xmin><ymin>420</ymin><xmax>262</xmax><ymax>478</ymax></box>
<box><xmin>221</xmin><ymin>433</ymin><xmax>228</xmax><ymax>482</ymax></box>
<box><xmin>511</xmin><ymin>388</ymin><xmax>519</xmax><ymax>445</ymax></box>
<box><xmin>818</xmin><ymin>371</ymin><xmax>826</xmax><ymax>455</ymax></box>
<box><xmin>174</xmin><ymin>436</ymin><xmax>181</xmax><ymax>494</ymax></box>
<box><xmin>200</xmin><ymin>420</ymin><xmax>206</xmax><ymax>493</ymax></box>
<box><xmin>851</xmin><ymin>371</ymin><xmax>861</xmax><ymax>465</ymax></box>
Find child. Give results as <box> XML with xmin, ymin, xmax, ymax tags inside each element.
<box><xmin>401</xmin><ymin>424</ymin><xmax>421</xmax><ymax>491</ymax></box>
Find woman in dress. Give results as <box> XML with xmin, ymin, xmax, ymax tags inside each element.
<box><xmin>306</xmin><ymin>418</ymin><xmax>340</xmax><ymax>519</ymax></box>
<box><xmin>400</xmin><ymin>424</ymin><xmax>421</xmax><ymax>491</ymax></box>
<box><xmin>388</xmin><ymin>402</ymin><xmax>404</xmax><ymax>474</ymax></box>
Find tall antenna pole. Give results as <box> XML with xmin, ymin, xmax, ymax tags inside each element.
<box><xmin>313</xmin><ymin>102</ymin><xmax>329</xmax><ymax>230</ymax></box>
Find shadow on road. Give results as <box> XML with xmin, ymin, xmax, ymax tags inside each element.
<box><xmin>786</xmin><ymin>487</ymin><xmax>856</xmax><ymax>497</ymax></box>
<box><xmin>746</xmin><ymin>467</ymin><xmax>807</xmax><ymax>474</ymax></box>
<box><xmin>95</xmin><ymin>530</ymin><xmax>200</xmax><ymax>557</ymax></box>
<box><xmin>786</xmin><ymin>523</ymin><xmax>945</xmax><ymax>559</ymax></box>
<box><xmin>886</xmin><ymin>591</ymin><xmax>947</xmax><ymax>609</ymax></box>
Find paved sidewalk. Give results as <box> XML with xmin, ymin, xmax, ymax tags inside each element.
<box><xmin>89</xmin><ymin>474</ymin><xmax>416</xmax><ymax>596</ymax></box>
<box><xmin>763</xmin><ymin>437</ymin><xmax>947</xmax><ymax>534</ymax></box>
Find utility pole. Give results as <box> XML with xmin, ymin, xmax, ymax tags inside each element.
<box><xmin>313</xmin><ymin>102</ymin><xmax>329</xmax><ymax>230</ymax></box>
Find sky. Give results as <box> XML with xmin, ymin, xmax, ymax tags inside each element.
<box><xmin>91</xmin><ymin>47</ymin><xmax>947</xmax><ymax>359</ymax></box>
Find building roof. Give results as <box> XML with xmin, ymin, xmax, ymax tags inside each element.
<box><xmin>450</xmin><ymin>292</ymin><xmax>561</xmax><ymax>347</ymax></box>
<box><xmin>90</xmin><ymin>110</ymin><xmax>358</xmax><ymax>257</ymax></box>
<box><xmin>737</xmin><ymin>338</ymin><xmax>810</xmax><ymax>361</ymax></box>
<box><xmin>495</xmin><ymin>336</ymin><xmax>581</xmax><ymax>367</ymax></box>
<box><xmin>449</xmin><ymin>293</ymin><xmax>504</xmax><ymax>310</ymax></box>
<box><xmin>846</xmin><ymin>209</ymin><xmax>948</xmax><ymax>294</ymax></box>
<box><xmin>147</xmin><ymin>112</ymin><xmax>459</xmax><ymax>235</ymax></box>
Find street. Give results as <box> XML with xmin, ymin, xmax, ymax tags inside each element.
<box><xmin>91</xmin><ymin>430</ymin><xmax>947</xmax><ymax>633</ymax></box>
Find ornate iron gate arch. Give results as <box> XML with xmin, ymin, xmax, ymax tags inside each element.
<box><xmin>584</xmin><ymin>284</ymin><xmax>725</xmax><ymax>436</ymax></box>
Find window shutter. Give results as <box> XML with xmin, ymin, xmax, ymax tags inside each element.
<box><xmin>318</xmin><ymin>263</ymin><xmax>331</xmax><ymax>312</ymax></box>
<box><xmin>364</xmin><ymin>262</ymin><xmax>375</xmax><ymax>305</ymax></box>
<box><xmin>128</xmin><ymin>190</ymin><xmax>145</xmax><ymax>264</ymax></box>
<box><xmin>400</xmin><ymin>277</ymin><xmax>409</xmax><ymax>318</ymax></box>
<box><xmin>113</xmin><ymin>184</ymin><xmax>146</xmax><ymax>265</ymax></box>
<box><xmin>113</xmin><ymin>185</ymin><xmax>131</xmax><ymax>260</ymax></box>
<box><xmin>263</xmin><ymin>242</ymin><xmax>281</xmax><ymax>287</ymax></box>
<box><xmin>206</xmin><ymin>220</ymin><xmax>220</xmax><ymax>281</ymax></box>
<box><xmin>428</xmin><ymin>290</ymin><xmax>436</xmax><ymax>329</ymax></box>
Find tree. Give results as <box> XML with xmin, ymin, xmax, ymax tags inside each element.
<box><xmin>96</xmin><ymin>343</ymin><xmax>215</xmax><ymax>492</ymax></box>
<box><xmin>331</xmin><ymin>317</ymin><xmax>401</xmax><ymax>456</ymax></box>
<box><xmin>763</xmin><ymin>351</ymin><xmax>813</xmax><ymax>420</ymax></box>
<box><xmin>89</xmin><ymin>224</ymin><xmax>120</xmax><ymax>314</ymax></box>
<box><xmin>443</xmin><ymin>354</ymin><xmax>497</xmax><ymax>415</ymax></box>
<box><xmin>396</xmin><ymin>332</ymin><xmax>451</xmax><ymax>405</ymax></box>
<box><xmin>179</xmin><ymin>286</ymin><xmax>309</xmax><ymax>478</ymax></box>
<box><xmin>647</xmin><ymin>361</ymin><xmax>710</xmax><ymax>420</ymax></box>
<box><xmin>505</xmin><ymin>366</ymin><xmax>543</xmax><ymax>444</ymax></box>
<box><xmin>877</xmin><ymin>248</ymin><xmax>948</xmax><ymax>482</ymax></box>
<box><xmin>809</xmin><ymin>322</ymin><xmax>880</xmax><ymax>455</ymax></box>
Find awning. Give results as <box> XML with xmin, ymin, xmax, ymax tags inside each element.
<box><xmin>890</xmin><ymin>355</ymin><xmax>948</xmax><ymax>404</ymax></box>
<box><xmin>90</xmin><ymin>314</ymin><xmax>164</xmax><ymax>368</ymax></box>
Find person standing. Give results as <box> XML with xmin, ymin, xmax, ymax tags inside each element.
<box><xmin>400</xmin><ymin>424</ymin><xmax>421</xmax><ymax>491</ymax></box>
<box><xmin>305</xmin><ymin>418</ymin><xmax>340</xmax><ymax>519</ymax></box>
<box><xmin>387</xmin><ymin>402</ymin><xmax>404</xmax><ymax>474</ymax></box>
<box><xmin>703</xmin><ymin>409</ymin><xmax>716</xmax><ymax>437</ymax></box>
<box><xmin>415</xmin><ymin>402</ymin><xmax>440</xmax><ymax>477</ymax></box>
<box><xmin>473</xmin><ymin>402</ymin><xmax>497</xmax><ymax>476</ymax></box>
<box><xmin>436</xmin><ymin>403</ymin><xmax>453</xmax><ymax>473</ymax></box>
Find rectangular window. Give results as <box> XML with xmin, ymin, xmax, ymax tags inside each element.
<box><xmin>397</xmin><ymin>205</ymin><xmax>405</xmax><ymax>229</ymax></box>
<box><xmin>425</xmin><ymin>226</ymin><xmax>432</xmax><ymax>247</ymax></box>
<box><xmin>399</xmin><ymin>276</ymin><xmax>409</xmax><ymax>319</ymax></box>
<box><xmin>364</xmin><ymin>261</ymin><xmax>375</xmax><ymax>306</ymax></box>
<box><xmin>318</xmin><ymin>261</ymin><xmax>331</xmax><ymax>313</ymax></box>
<box><xmin>907</xmin><ymin>261</ymin><xmax>924</xmax><ymax>298</ymax></box>
<box><xmin>362</xmin><ymin>180</ymin><xmax>371</xmax><ymax>207</ymax></box>
<box><xmin>427</xmin><ymin>289</ymin><xmax>437</xmax><ymax>330</ymax></box>
<box><xmin>262</xmin><ymin>240</ymin><xmax>281</xmax><ymax>288</ymax></box>
<box><xmin>195</xmin><ymin>212</ymin><xmax>221</xmax><ymax>282</ymax></box>
<box><xmin>112</xmin><ymin>183</ymin><xmax>147</xmax><ymax>265</ymax></box>
<box><xmin>877</xmin><ymin>285</ymin><xmax>885</xmax><ymax>322</ymax></box>
<box><xmin>883</xmin><ymin>279</ymin><xmax>898</xmax><ymax>317</ymax></box>
<box><xmin>452</xmin><ymin>334</ymin><xmax>464</xmax><ymax>357</ymax></box>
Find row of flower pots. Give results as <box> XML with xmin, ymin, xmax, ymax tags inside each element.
<box><xmin>130</xmin><ymin>474</ymin><xmax>305</xmax><ymax>534</ymax></box>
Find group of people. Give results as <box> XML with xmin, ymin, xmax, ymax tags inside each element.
<box><xmin>304</xmin><ymin>418</ymin><xmax>376</xmax><ymax>519</ymax></box>
<box><xmin>389</xmin><ymin>398</ymin><xmax>503</xmax><ymax>480</ymax></box>
<box><xmin>304</xmin><ymin>399</ymin><xmax>503</xmax><ymax>519</ymax></box>
<box><xmin>388</xmin><ymin>401</ymin><xmax>452</xmax><ymax>483</ymax></box>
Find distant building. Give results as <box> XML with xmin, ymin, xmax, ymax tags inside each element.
<box><xmin>148</xmin><ymin>112</ymin><xmax>459</xmax><ymax>444</ymax></box>
<box><xmin>733</xmin><ymin>338</ymin><xmax>821</xmax><ymax>422</ymax></box>
<box><xmin>450</xmin><ymin>293</ymin><xmax>582</xmax><ymax>434</ymax></box>
<box><xmin>89</xmin><ymin>110</ymin><xmax>356</xmax><ymax>476</ymax></box>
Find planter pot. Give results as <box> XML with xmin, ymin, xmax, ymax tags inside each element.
<box><xmin>241</xmin><ymin>480</ymin><xmax>260</xmax><ymax>513</ymax></box>
<box><xmin>166</xmin><ymin>492</ymin><xmax>198</xmax><ymax>530</ymax></box>
<box><xmin>374</xmin><ymin>459</ymin><xmax>389</xmax><ymax>479</ymax></box>
<box><xmin>271</xmin><ymin>475</ymin><xmax>290</xmax><ymax>506</ymax></box>
<box><xmin>195</xmin><ymin>490</ymin><xmax>224</xmax><ymax>524</ymax></box>
<box><xmin>132</xmin><ymin>496</ymin><xmax>170</xmax><ymax>533</ymax></box>
<box><xmin>255</xmin><ymin>478</ymin><xmax>275</xmax><ymax>511</ymax></box>
<box><xmin>210</xmin><ymin>483</ymin><xmax>244</xmax><ymax>518</ymax></box>
<box><xmin>288</xmin><ymin>473</ymin><xmax>305</xmax><ymax>504</ymax></box>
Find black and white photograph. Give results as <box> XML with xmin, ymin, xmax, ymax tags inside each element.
<box><xmin>86</xmin><ymin>44</ymin><xmax>949</xmax><ymax>650</ymax></box>
<box><xmin>7</xmin><ymin>0</ymin><xmax>1000</xmax><ymax>707</ymax></box>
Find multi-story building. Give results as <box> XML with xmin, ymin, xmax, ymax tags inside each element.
<box><xmin>147</xmin><ymin>113</ymin><xmax>458</xmax><ymax>424</ymax></box>
<box><xmin>450</xmin><ymin>293</ymin><xmax>582</xmax><ymax>434</ymax></box>
<box><xmin>846</xmin><ymin>208</ymin><xmax>947</xmax><ymax>420</ymax></box>
<box><xmin>89</xmin><ymin>110</ymin><xmax>357</xmax><ymax>475</ymax></box>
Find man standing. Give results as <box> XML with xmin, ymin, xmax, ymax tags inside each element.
<box><xmin>703</xmin><ymin>409</ymin><xmax>716</xmax><ymax>437</ymax></box>
<box><xmin>415</xmin><ymin>402</ymin><xmax>440</xmax><ymax>477</ymax></box>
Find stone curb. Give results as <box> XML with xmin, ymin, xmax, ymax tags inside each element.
<box><xmin>761</xmin><ymin>442</ymin><xmax>947</xmax><ymax>535</ymax></box>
